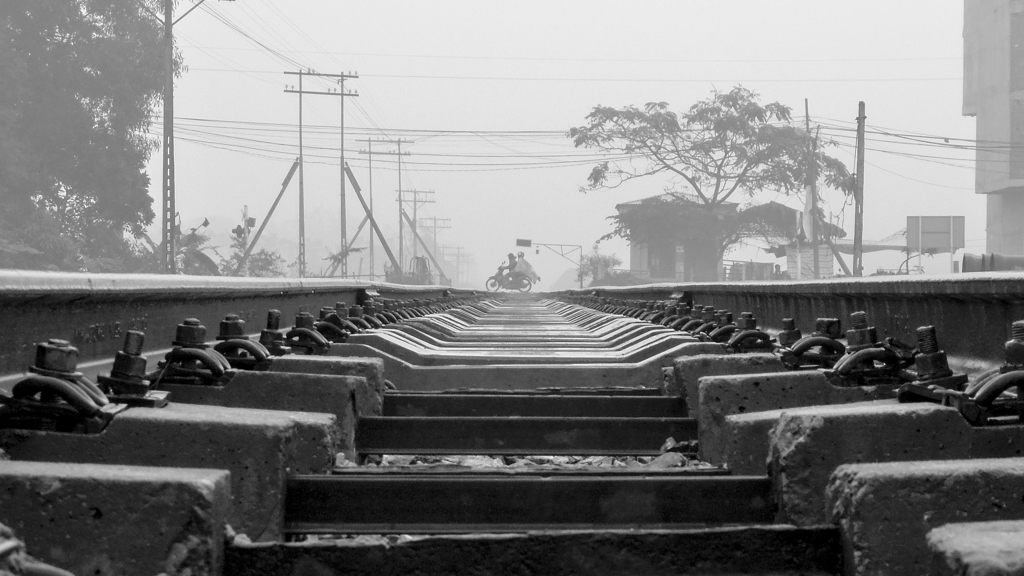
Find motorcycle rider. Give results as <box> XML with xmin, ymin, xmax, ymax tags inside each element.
<box><xmin>497</xmin><ymin>252</ymin><xmax>518</xmax><ymax>285</ymax></box>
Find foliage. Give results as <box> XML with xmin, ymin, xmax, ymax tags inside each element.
<box><xmin>577</xmin><ymin>243</ymin><xmax>623</xmax><ymax>284</ymax></box>
<box><xmin>0</xmin><ymin>0</ymin><xmax>180</xmax><ymax>271</ymax></box>
<box><xmin>570</xmin><ymin>87</ymin><xmax>854</xmax><ymax>280</ymax></box>
<box><xmin>219</xmin><ymin>235</ymin><xmax>287</xmax><ymax>277</ymax></box>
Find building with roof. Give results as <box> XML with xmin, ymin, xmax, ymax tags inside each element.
<box><xmin>963</xmin><ymin>0</ymin><xmax>1024</xmax><ymax>254</ymax></box>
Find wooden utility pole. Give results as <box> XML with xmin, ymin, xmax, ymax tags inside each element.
<box><xmin>356</xmin><ymin>139</ymin><xmax>375</xmax><ymax>277</ymax></box>
<box><xmin>854</xmin><ymin>101</ymin><xmax>866</xmax><ymax>276</ymax></box>
<box><xmin>805</xmin><ymin>99</ymin><xmax>820</xmax><ymax>279</ymax></box>
<box><xmin>337</xmin><ymin>72</ymin><xmax>358</xmax><ymax>276</ymax></box>
<box><xmin>359</xmin><ymin>140</ymin><xmax>409</xmax><ymax>268</ymax></box>
<box><xmin>285</xmin><ymin>70</ymin><xmax>355</xmax><ymax>277</ymax></box>
<box><xmin>397</xmin><ymin>189</ymin><xmax>435</xmax><ymax>258</ymax></box>
<box><xmin>419</xmin><ymin>216</ymin><xmax>451</xmax><ymax>258</ymax></box>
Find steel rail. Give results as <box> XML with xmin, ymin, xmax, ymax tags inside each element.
<box><xmin>558</xmin><ymin>272</ymin><xmax>1024</xmax><ymax>364</ymax></box>
<box><xmin>0</xmin><ymin>270</ymin><xmax>471</xmax><ymax>377</ymax></box>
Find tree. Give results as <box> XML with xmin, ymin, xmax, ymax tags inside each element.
<box><xmin>0</xmin><ymin>0</ymin><xmax>179</xmax><ymax>271</ymax></box>
<box><xmin>219</xmin><ymin>235</ymin><xmax>287</xmax><ymax>278</ymax></box>
<box><xmin>577</xmin><ymin>243</ymin><xmax>622</xmax><ymax>286</ymax></box>
<box><xmin>569</xmin><ymin>87</ymin><xmax>853</xmax><ymax>281</ymax></box>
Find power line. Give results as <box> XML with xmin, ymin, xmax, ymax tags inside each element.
<box><xmin>179</xmin><ymin>43</ymin><xmax>962</xmax><ymax>64</ymax></box>
<box><xmin>186</xmin><ymin>67</ymin><xmax>963</xmax><ymax>83</ymax></box>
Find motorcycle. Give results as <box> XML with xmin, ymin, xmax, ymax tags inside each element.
<box><xmin>485</xmin><ymin>268</ymin><xmax>533</xmax><ymax>292</ymax></box>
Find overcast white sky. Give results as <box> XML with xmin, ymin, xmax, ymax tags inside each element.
<box><xmin>152</xmin><ymin>0</ymin><xmax>976</xmax><ymax>287</ymax></box>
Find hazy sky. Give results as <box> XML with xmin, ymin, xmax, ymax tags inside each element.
<box><xmin>153</xmin><ymin>1</ymin><xmax>975</xmax><ymax>287</ymax></box>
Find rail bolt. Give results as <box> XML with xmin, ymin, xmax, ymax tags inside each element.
<box><xmin>1004</xmin><ymin>320</ymin><xmax>1024</xmax><ymax>366</ymax></box>
<box><xmin>294</xmin><ymin>312</ymin><xmax>316</xmax><ymax>330</ymax></box>
<box><xmin>334</xmin><ymin>302</ymin><xmax>351</xmax><ymax>318</ymax></box>
<box><xmin>173</xmin><ymin>318</ymin><xmax>207</xmax><ymax>347</ymax></box>
<box><xmin>34</xmin><ymin>339</ymin><xmax>80</xmax><ymax>374</ymax></box>
<box><xmin>266</xmin><ymin>310</ymin><xmax>282</xmax><ymax>331</ymax></box>
<box><xmin>845</xmin><ymin>311</ymin><xmax>877</xmax><ymax>351</ymax></box>
<box><xmin>736</xmin><ymin>312</ymin><xmax>757</xmax><ymax>331</ymax></box>
<box><xmin>814</xmin><ymin>318</ymin><xmax>843</xmax><ymax>339</ymax></box>
<box><xmin>779</xmin><ymin>318</ymin><xmax>802</xmax><ymax>347</ymax></box>
<box><xmin>111</xmin><ymin>330</ymin><xmax>147</xmax><ymax>382</ymax></box>
<box><xmin>914</xmin><ymin>325</ymin><xmax>953</xmax><ymax>380</ymax></box>
<box><xmin>349</xmin><ymin>306</ymin><xmax>364</xmax><ymax>318</ymax></box>
<box><xmin>217</xmin><ymin>314</ymin><xmax>247</xmax><ymax>341</ymax></box>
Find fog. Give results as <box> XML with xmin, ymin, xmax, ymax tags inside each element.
<box><xmin>153</xmin><ymin>1</ymin><xmax>975</xmax><ymax>287</ymax></box>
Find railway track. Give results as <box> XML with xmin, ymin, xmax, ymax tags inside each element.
<box><xmin>3</xmin><ymin>271</ymin><xmax>1024</xmax><ymax>574</ymax></box>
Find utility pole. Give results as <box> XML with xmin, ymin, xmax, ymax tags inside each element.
<box><xmin>285</xmin><ymin>70</ymin><xmax>355</xmax><ymax>277</ymax></box>
<box><xmin>396</xmin><ymin>189</ymin><xmax>435</xmax><ymax>258</ymax></box>
<box><xmin>419</xmin><ymin>217</ymin><xmax>451</xmax><ymax>258</ymax></box>
<box><xmin>155</xmin><ymin>0</ymin><xmax>234</xmax><ymax>273</ymax></box>
<box><xmin>361</xmin><ymin>139</ymin><xmax>374</xmax><ymax>278</ymax></box>
<box><xmin>445</xmin><ymin>246</ymin><xmax>466</xmax><ymax>286</ymax></box>
<box><xmin>805</xmin><ymin>99</ymin><xmax>820</xmax><ymax>280</ymax></box>
<box><xmin>359</xmin><ymin>140</ymin><xmax>410</xmax><ymax>270</ymax></box>
<box><xmin>336</xmin><ymin>72</ymin><xmax>358</xmax><ymax>276</ymax></box>
<box><xmin>854</xmin><ymin>101</ymin><xmax>867</xmax><ymax>277</ymax></box>
<box><xmin>161</xmin><ymin>0</ymin><xmax>175</xmax><ymax>273</ymax></box>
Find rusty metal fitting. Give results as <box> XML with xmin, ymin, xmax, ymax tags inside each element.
<box><xmin>349</xmin><ymin>305</ymin><xmax>364</xmax><ymax>318</ymax></box>
<box><xmin>334</xmin><ymin>303</ymin><xmax>351</xmax><ymax>318</ymax></box>
<box><xmin>845</xmin><ymin>311</ymin><xmax>877</xmax><ymax>351</ymax></box>
<box><xmin>718</xmin><ymin>311</ymin><xmax>733</xmax><ymax>324</ymax></box>
<box><xmin>701</xmin><ymin>306</ymin><xmax>716</xmax><ymax>322</ymax></box>
<box><xmin>1005</xmin><ymin>320</ymin><xmax>1024</xmax><ymax>366</ymax></box>
<box><xmin>916</xmin><ymin>326</ymin><xmax>940</xmax><ymax>355</ymax></box>
<box><xmin>217</xmin><ymin>314</ymin><xmax>247</xmax><ymax>341</ymax></box>
<box><xmin>294</xmin><ymin>312</ymin><xmax>316</xmax><ymax>330</ymax></box>
<box><xmin>319</xmin><ymin>307</ymin><xmax>335</xmax><ymax>320</ymax></box>
<box><xmin>778</xmin><ymin>317</ymin><xmax>802</xmax><ymax>347</ymax></box>
<box><xmin>851</xmin><ymin>311</ymin><xmax>869</xmax><ymax>330</ymax></box>
<box><xmin>266</xmin><ymin>310</ymin><xmax>281</xmax><ymax>331</ymax></box>
<box><xmin>813</xmin><ymin>318</ymin><xmax>842</xmax><ymax>339</ymax></box>
<box><xmin>736</xmin><ymin>312</ymin><xmax>757</xmax><ymax>331</ymax></box>
<box><xmin>914</xmin><ymin>325</ymin><xmax>953</xmax><ymax>380</ymax></box>
<box><xmin>33</xmin><ymin>339</ymin><xmax>80</xmax><ymax>374</ymax></box>
<box><xmin>1012</xmin><ymin>320</ymin><xmax>1024</xmax><ymax>342</ymax></box>
<box><xmin>173</xmin><ymin>318</ymin><xmax>208</xmax><ymax>347</ymax></box>
<box><xmin>364</xmin><ymin>300</ymin><xmax>377</xmax><ymax>314</ymax></box>
<box><xmin>110</xmin><ymin>331</ymin><xmax>148</xmax><ymax>385</ymax></box>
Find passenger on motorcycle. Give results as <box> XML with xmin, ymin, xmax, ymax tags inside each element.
<box><xmin>497</xmin><ymin>252</ymin><xmax>518</xmax><ymax>284</ymax></box>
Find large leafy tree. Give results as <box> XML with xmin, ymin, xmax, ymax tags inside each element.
<box><xmin>0</xmin><ymin>0</ymin><xmax>178</xmax><ymax>271</ymax></box>
<box><xmin>570</xmin><ymin>87</ymin><xmax>853</xmax><ymax>281</ymax></box>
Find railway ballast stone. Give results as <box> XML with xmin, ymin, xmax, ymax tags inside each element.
<box><xmin>928</xmin><ymin>519</ymin><xmax>1024</xmax><ymax>576</ymax></box>
<box><xmin>0</xmin><ymin>403</ymin><xmax>336</xmax><ymax>541</ymax></box>
<box><xmin>766</xmin><ymin>401</ymin><xmax>972</xmax><ymax>526</ymax></box>
<box><xmin>670</xmin><ymin>353</ymin><xmax>784</xmax><ymax>415</ymax></box>
<box><xmin>0</xmin><ymin>461</ymin><xmax>230</xmax><ymax>576</ymax></box>
<box><xmin>699</xmin><ymin>371</ymin><xmax>893</xmax><ymax>465</ymax></box>
<box><xmin>828</xmin><ymin>458</ymin><xmax>1024</xmax><ymax>575</ymax></box>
